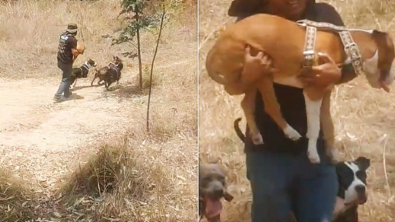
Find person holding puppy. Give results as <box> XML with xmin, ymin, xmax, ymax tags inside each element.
<box><xmin>53</xmin><ymin>23</ymin><xmax>81</xmax><ymax>102</ymax></box>
<box><xmin>228</xmin><ymin>0</ymin><xmax>356</xmax><ymax>221</ymax></box>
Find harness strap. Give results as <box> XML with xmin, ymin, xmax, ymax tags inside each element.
<box><xmin>297</xmin><ymin>19</ymin><xmax>364</xmax><ymax>76</ymax></box>
<box><xmin>78</xmin><ymin>63</ymin><xmax>89</xmax><ymax>77</ymax></box>
<box><xmin>81</xmin><ymin>63</ymin><xmax>89</xmax><ymax>70</ymax></box>
<box><xmin>107</xmin><ymin>62</ymin><xmax>120</xmax><ymax>76</ymax></box>
<box><xmin>297</xmin><ymin>19</ymin><xmax>349</xmax><ymax>32</ymax></box>
<box><xmin>338</xmin><ymin>31</ymin><xmax>363</xmax><ymax>76</ymax></box>
<box><xmin>302</xmin><ymin>25</ymin><xmax>317</xmax><ymax>68</ymax></box>
<box><xmin>107</xmin><ymin>62</ymin><xmax>116</xmax><ymax>68</ymax></box>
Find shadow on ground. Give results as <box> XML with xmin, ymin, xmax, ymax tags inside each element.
<box><xmin>109</xmin><ymin>84</ymin><xmax>147</xmax><ymax>99</ymax></box>
<box><xmin>71</xmin><ymin>84</ymin><xmax>103</xmax><ymax>91</ymax></box>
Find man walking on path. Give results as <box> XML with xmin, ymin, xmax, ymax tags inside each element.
<box><xmin>54</xmin><ymin>23</ymin><xmax>81</xmax><ymax>102</ymax></box>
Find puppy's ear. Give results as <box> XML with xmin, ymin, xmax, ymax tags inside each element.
<box><xmin>355</xmin><ymin>157</ymin><xmax>370</xmax><ymax>171</ymax></box>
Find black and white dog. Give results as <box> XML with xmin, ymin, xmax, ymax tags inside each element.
<box><xmin>233</xmin><ymin>118</ymin><xmax>370</xmax><ymax>222</ymax></box>
<box><xmin>333</xmin><ymin>157</ymin><xmax>370</xmax><ymax>222</ymax></box>
<box><xmin>70</xmin><ymin>59</ymin><xmax>97</xmax><ymax>89</ymax></box>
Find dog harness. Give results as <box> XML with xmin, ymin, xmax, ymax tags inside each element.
<box><xmin>107</xmin><ymin>62</ymin><xmax>120</xmax><ymax>77</ymax></box>
<box><xmin>79</xmin><ymin>62</ymin><xmax>91</xmax><ymax>78</ymax></box>
<box><xmin>296</xmin><ymin>20</ymin><xmax>364</xmax><ymax>76</ymax></box>
<box><xmin>107</xmin><ymin>62</ymin><xmax>117</xmax><ymax>68</ymax></box>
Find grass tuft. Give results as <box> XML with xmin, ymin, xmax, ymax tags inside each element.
<box><xmin>0</xmin><ymin>171</ymin><xmax>37</xmax><ymax>221</ymax></box>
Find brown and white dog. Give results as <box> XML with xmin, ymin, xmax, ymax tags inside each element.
<box><xmin>199</xmin><ymin>162</ymin><xmax>234</xmax><ymax>222</ymax></box>
<box><xmin>205</xmin><ymin>14</ymin><xmax>395</xmax><ymax>163</ymax></box>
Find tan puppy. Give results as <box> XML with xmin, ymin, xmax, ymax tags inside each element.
<box><xmin>72</xmin><ymin>41</ymin><xmax>85</xmax><ymax>63</ymax></box>
<box><xmin>76</xmin><ymin>41</ymin><xmax>85</xmax><ymax>54</ymax></box>
<box><xmin>205</xmin><ymin>14</ymin><xmax>395</xmax><ymax>163</ymax></box>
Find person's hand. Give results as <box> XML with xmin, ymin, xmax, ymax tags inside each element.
<box><xmin>242</xmin><ymin>45</ymin><xmax>277</xmax><ymax>84</ymax></box>
<box><xmin>298</xmin><ymin>53</ymin><xmax>341</xmax><ymax>87</ymax></box>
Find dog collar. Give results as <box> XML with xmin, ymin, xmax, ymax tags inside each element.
<box><xmin>297</xmin><ymin>20</ymin><xmax>364</xmax><ymax>76</ymax></box>
<box><xmin>82</xmin><ymin>63</ymin><xmax>90</xmax><ymax>70</ymax></box>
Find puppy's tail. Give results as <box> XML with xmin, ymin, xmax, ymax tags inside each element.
<box><xmin>234</xmin><ymin>117</ymin><xmax>246</xmax><ymax>143</ymax></box>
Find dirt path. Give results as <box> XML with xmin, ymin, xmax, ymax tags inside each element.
<box><xmin>0</xmin><ymin>77</ymin><xmax>139</xmax><ymax>195</ymax></box>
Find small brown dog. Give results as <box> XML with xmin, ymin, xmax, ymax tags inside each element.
<box><xmin>91</xmin><ymin>55</ymin><xmax>122</xmax><ymax>87</ymax></box>
<box><xmin>206</xmin><ymin>14</ymin><xmax>395</xmax><ymax>163</ymax></box>
<box><xmin>199</xmin><ymin>162</ymin><xmax>234</xmax><ymax>222</ymax></box>
<box><xmin>103</xmin><ymin>58</ymin><xmax>123</xmax><ymax>90</ymax></box>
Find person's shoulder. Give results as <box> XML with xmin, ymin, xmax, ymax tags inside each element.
<box><xmin>67</xmin><ymin>35</ymin><xmax>77</xmax><ymax>44</ymax></box>
<box><xmin>315</xmin><ymin>2</ymin><xmax>338</xmax><ymax>12</ymax></box>
<box><xmin>228</xmin><ymin>0</ymin><xmax>260</xmax><ymax>17</ymax></box>
<box><xmin>314</xmin><ymin>2</ymin><xmax>341</xmax><ymax>16</ymax></box>
<box><xmin>313</xmin><ymin>2</ymin><xmax>344</xmax><ymax>26</ymax></box>
<box><xmin>68</xmin><ymin>35</ymin><xmax>77</xmax><ymax>41</ymax></box>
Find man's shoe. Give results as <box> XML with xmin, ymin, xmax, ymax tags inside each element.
<box><xmin>53</xmin><ymin>95</ymin><xmax>62</xmax><ymax>103</ymax></box>
<box><xmin>64</xmin><ymin>91</ymin><xmax>73</xmax><ymax>99</ymax></box>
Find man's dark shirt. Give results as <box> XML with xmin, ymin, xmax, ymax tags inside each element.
<box><xmin>57</xmin><ymin>32</ymin><xmax>77</xmax><ymax>66</ymax></box>
<box><xmin>230</xmin><ymin>2</ymin><xmax>347</xmax><ymax>164</ymax></box>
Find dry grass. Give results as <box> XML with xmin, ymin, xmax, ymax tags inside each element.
<box><xmin>57</xmin><ymin>137</ymin><xmax>182</xmax><ymax>221</ymax></box>
<box><xmin>0</xmin><ymin>171</ymin><xmax>38</xmax><ymax>221</ymax></box>
<box><xmin>0</xmin><ymin>0</ymin><xmax>197</xmax><ymax>221</ymax></box>
<box><xmin>199</xmin><ymin>0</ymin><xmax>395</xmax><ymax>221</ymax></box>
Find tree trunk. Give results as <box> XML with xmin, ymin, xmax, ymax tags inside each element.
<box><xmin>147</xmin><ymin>7</ymin><xmax>166</xmax><ymax>132</ymax></box>
<box><xmin>136</xmin><ymin>12</ymin><xmax>143</xmax><ymax>89</ymax></box>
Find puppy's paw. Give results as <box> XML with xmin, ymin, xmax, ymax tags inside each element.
<box><xmin>307</xmin><ymin>140</ymin><xmax>320</xmax><ymax>163</ymax></box>
<box><xmin>327</xmin><ymin>149</ymin><xmax>340</xmax><ymax>164</ymax></box>
<box><xmin>308</xmin><ymin>150</ymin><xmax>321</xmax><ymax>164</ymax></box>
<box><xmin>251</xmin><ymin>133</ymin><xmax>264</xmax><ymax>145</ymax></box>
<box><xmin>283</xmin><ymin>124</ymin><xmax>302</xmax><ymax>141</ymax></box>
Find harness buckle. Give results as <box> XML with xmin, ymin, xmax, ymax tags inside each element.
<box><xmin>345</xmin><ymin>44</ymin><xmax>360</xmax><ymax>58</ymax></box>
<box><xmin>302</xmin><ymin>50</ymin><xmax>315</xmax><ymax>68</ymax></box>
<box><xmin>344</xmin><ymin>43</ymin><xmax>362</xmax><ymax>64</ymax></box>
<box><xmin>343</xmin><ymin>42</ymin><xmax>363</xmax><ymax>75</ymax></box>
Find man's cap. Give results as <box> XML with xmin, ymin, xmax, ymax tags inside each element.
<box><xmin>67</xmin><ymin>23</ymin><xmax>78</xmax><ymax>33</ymax></box>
